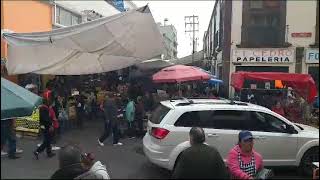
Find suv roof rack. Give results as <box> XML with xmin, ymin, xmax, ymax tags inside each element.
<box><xmin>175</xmin><ymin>98</ymin><xmax>248</xmax><ymax>106</ymax></box>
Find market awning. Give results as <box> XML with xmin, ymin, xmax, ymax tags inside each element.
<box><xmin>1</xmin><ymin>78</ymin><xmax>42</xmax><ymax>120</ymax></box>
<box><xmin>2</xmin><ymin>5</ymin><xmax>165</xmax><ymax>75</ymax></box>
<box><xmin>231</xmin><ymin>71</ymin><xmax>317</xmax><ymax>103</ymax></box>
<box><xmin>152</xmin><ymin>65</ymin><xmax>211</xmax><ymax>83</ymax></box>
<box><xmin>137</xmin><ymin>59</ymin><xmax>174</xmax><ymax>70</ymax></box>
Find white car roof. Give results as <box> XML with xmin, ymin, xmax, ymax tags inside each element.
<box><xmin>160</xmin><ymin>98</ymin><xmax>271</xmax><ymax>112</ymax></box>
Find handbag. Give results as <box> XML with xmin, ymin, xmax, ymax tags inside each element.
<box><xmin>58</xmin><ymin>109</ymin><xmax>68</xmax><ymax>121</ymax></box>
<box><xmin>254</xmin><ymin>168</ymin><xmax>274</xmax><ymax>179</ymax></box>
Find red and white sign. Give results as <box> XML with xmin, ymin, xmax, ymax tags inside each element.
<box><xmin>291</xmin><ymin>32</ymin><xmax>312</xmax><ymax>38</ymax></box>
<box><xmin>232</xmin><ymin>48</ymin><xmax>295</xmax><ymax>63</ymax></box>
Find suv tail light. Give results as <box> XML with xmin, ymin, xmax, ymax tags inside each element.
<box><xmin>151</xmin><ymin>127</ymin><xmax>170</xmax><ymax>139</ymax></box>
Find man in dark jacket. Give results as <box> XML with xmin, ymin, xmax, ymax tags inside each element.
<box><xmin>51</xmin><ymin>145</ymin><xmax>87</xmax><ymax>179</ymax></box>
<box><xmin>34</xmin><ymin>94</ymin><xmax>56</xmax><ymax>160</ymax></box>
<box><xmin>172</xmin><ymin>127</ymin><xmax>229</xmax><ymax>179</ymax></box>
<box><xmin>98</xmin><ymin>93</ymin><xmax>122</xmax><ymax>146</ymax></box>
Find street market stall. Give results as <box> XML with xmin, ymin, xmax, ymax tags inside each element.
<box><xmin>1</xmin><ymin>78</ymin><xmax>42</xmax><ymax>136</ymax></box>
<box><xmin>152</xmin><ymin>65</ymin><xmax>212</xmax><ymax>99</ymax></box>
<box><xmin>231</xmin><ymin>71</ymin><xmax>318</xmax><ymax>124</ymax></box>
<box><xmin>231</xmin><ymin>71</ymin><xmax>317</xmax><ymax>104</ymax></box>
<box><xmin>152</xmin><ymin>65</ymin><xmax>211</xmax><ymax>83</ymax></box>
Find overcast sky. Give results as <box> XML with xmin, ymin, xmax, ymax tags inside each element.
<box><xmin>133</xmin><ymin>1</ymin><xmax>214</xmax><ymax>58</ymax></box>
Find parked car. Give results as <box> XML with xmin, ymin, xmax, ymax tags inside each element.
<box><xmin>143</xmin><ymin>98</ymin><xmax>319</xmax><ymax>176</ymax></box>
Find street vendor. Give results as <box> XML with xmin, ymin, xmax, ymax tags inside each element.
<box><xmin>271</xmin><ymin>101</ymin><xmax>285</xmax><ymax>117</ymax></box>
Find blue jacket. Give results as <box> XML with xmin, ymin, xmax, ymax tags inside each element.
<box><xmin>125</xmin><ymin>101</ymin><xmax>135</xmax><ymax>123</ymax></box>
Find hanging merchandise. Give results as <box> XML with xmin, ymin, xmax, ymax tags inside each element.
<box><xmin>275</xmin><ymin>80</ymin><xmax>284</xmax><ymax>89</ymax></box>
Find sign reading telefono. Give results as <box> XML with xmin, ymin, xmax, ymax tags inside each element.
<box><xmin>305</xmin><ymin>49</ymin><xmax>319</xmax><ymax>64</ymax></box>
<box><xmin>232</xmin><ymin>48</ymin><xmax>295</xmax><ymax>63</ymax></box>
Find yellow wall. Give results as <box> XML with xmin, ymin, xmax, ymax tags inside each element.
<box><xmin>1</xmin><ymin>0</ymin><xmax>52</xmax><ymax>84</ymax></box>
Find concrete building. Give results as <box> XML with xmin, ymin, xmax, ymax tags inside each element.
<box><xmin>157</xmin><ymin>22</ymin><xmax>178</xmax><ymax>60</ymax></box>
<box><xmin>1</xmin><ymin>1</ymin><xmax>53</xmax><ymax>86</ymax></box>
<box><xmin>203</xmin><ymin>0</ymin><xmax>319</xmax><ymax>98</ymax></box>
<box><xmin>53</xmin><ymin>0</ymin><xmax>137</xmax><ymax>26</ymax></box>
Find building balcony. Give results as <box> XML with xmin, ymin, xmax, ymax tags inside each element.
<box><xmin>239</xmin><ymin>25</ymin><xmax>290</xmax><ymax>48</ymax></box>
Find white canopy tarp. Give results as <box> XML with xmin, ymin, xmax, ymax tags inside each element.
<box><xmin>2</xmin><ymin>5</ymin><xmax>165</xmax><ymax>75</ymax></box>
<box><xmin>137</xmin><ymin>59</ymin><xmax>174</xmax><ymax>70</ymax></box>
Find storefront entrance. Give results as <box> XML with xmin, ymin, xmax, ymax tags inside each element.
<box><xmin>308</xmin><ymin>66</ymin><xmax>319</xmax><ymax>91</ymax></box>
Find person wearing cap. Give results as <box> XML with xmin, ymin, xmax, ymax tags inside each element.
<box><xmin>227</xmin><ymin>130</ymin><xmax>263</xmax><ymax>179</ymax></box>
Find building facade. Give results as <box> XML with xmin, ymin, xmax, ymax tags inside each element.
<box><xmin>157</xmin><ymin>23</ymin><xmax>178</xmax><ymax>60</ymax></box>
<box><xmin>203</xmin><ymin>0</ymin><xmax>319</xmax><ymax>98</ymax></box>
<box><xmin>1</xmin><ymin>0</ymin><xmax>53</xmax><ymax>86</ymax></box>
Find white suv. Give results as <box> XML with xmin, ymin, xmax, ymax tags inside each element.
<box><xmin>143</xmin><ymin>98</ymin><xmax>319</xmax><ymax>175</ymax></box>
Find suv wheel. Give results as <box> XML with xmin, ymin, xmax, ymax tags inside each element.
<box><xmin>299</xmin><ymin>147</ymin><xmax>319</xmax><ymax>176</ymax></box>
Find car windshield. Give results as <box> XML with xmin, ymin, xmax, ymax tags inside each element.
<box><xmin>150</xmin><ymin>104</ymin><xmax>171</xmax><ymax>124</ymax></box>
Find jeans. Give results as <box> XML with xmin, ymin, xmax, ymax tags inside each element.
<box><xmin>36</xmin><ymin>128</ymin><xmax>52</xmax><ymax>155</ymax></box>
<box><xmin>99</xmin><ymin>120</ymin><xmax>119</xmax><ymax>144</ymax></box>
<box><xmin>58</xmin><ymin>120</ymin><xmax>65</xmax><ymax>134</ymax></box>
<box><xmin>127</xmin><ymin>121</ymin><xmax>136</xmax><ymax>137</ymax></box>
<box><xmin>1</xmin><ymin>121</ymin><xmax>16</xmax><ymax>157</ymax></box>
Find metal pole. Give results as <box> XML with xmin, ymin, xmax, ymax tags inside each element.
<box><xmin>192</xmin><ymin>15</ymin><xmax>195</xmax><ymax>63</ymax></box>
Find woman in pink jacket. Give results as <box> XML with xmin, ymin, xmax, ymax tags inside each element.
<box><xmin>227</xmin><ymin>130</ymin><xmax>263</xmax><ymax>179</ymax></box>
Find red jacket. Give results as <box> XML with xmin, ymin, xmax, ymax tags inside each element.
<box><xmin>49</xmin><ymin>106</ymin><xmax>59</xmax><ymax>129</ymax></box>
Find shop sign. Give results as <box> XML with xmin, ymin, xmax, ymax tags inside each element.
<box><xmin>306</xmin><ymin>49</ymin><xmax>319</xmax><ymax>64</ymax></box>
<box><xmin>291</xmin><ymin>32</ymin><xmax>312</xmax><ymax>38</ymax></box>
<box><xmin>250</xmin><ymin>84</ymin><xmax>257</xmax><ymax>89</ymax></box>
<box><xmin>232</xmin><ymin>48</ymin><xmax>295</xmax><ymax>63</ymax></box>
<box><xmin>265</xmin><ymin>82</ymin><xmax>271</xmax><ymax>89</ymax></box>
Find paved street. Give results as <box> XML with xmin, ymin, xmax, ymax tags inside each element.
<box><xmin>1</xmin><ymin>119</ymin><xmax>309</xmax><ymax>179</ymax></box>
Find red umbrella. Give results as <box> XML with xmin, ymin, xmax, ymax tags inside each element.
<box><xmin>152</xmin><ymin>65</ymin><xmax>211</xmax><ymax>83</ymax></box>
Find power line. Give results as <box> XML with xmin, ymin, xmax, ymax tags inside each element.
<box><xmin>185</xmin><ymin>15</ymin><xmax>199</xmax><ymax>63</ymax></box>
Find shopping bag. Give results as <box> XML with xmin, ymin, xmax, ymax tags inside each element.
<box><xmin>254</xmin><ymin>168</ymin><xmax>274</xmax><ymax>179</ymax></box>
<box><xmin>58</xmin><ymin>109</ymin><xmax>68</xmax><ymax>121</ymax></box>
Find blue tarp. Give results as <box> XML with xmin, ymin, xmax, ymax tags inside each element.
<box><xmin>208</xmin><ymin>78</ymin><xmax>223</xmax><ymax>84</ymax></box>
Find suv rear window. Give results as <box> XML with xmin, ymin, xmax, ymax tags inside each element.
<box><xmin>150</xmin><ymin>104</ymin><xmax>171</xmax><ymax>124</ymax></box>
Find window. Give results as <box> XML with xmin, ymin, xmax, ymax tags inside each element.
<box><xmin>59</xmin><ymin>7</ymin><xmax>72</xmax><ymax>26</ymax></box>
<box><xmin>249</xmin><ymin>0</ymin><xmax>263</xmax><ymax>9</ymax></box>
<box><xmin>150</xmin><ymin>104</ymin><xmax>170</xmax><ymax>124</ymax></box>
<box><xmin>249</xmin><ymin>0</ymin><xmax>280</xmax><ymax>9</ymax></box>
<box><xmin>211</xmin><ymin>110</ymin><xmax>249</xmax><ymax>130</ymax></box>
<box><xmin>249</xmin><ymin>111</ymin><xmax>288</xmax><ymax>133</ymax></box>
<box><xmin>174</xmin><ymin>111</ymin><xmax>213</xmax><ymax>128</ymax></box>
<box><xmin>242</xmin><ymin>0</ymin><xmax>285</xmax><ymax>47</ymax></box>
<box><xmin>56</xmin><ymin>6</ymin><xmax>81</xmax><ymax>27</ymax></box>
<box><xmin>249</xmin><ymin>14</ymin><xmax>280</xmax><ymax>27</ymax></box>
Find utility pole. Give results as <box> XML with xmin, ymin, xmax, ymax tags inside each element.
<box><xmin>185</xmin><ymin>15</ymin><xmax>199</xmax><ymax>63</ymax></box>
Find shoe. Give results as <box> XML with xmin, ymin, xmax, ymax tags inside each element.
<box><xmin>47</xmin><ymin>153</ymin><xmax>56</xmax><ymax>158</ymax></box>
<box><xmin>16</xmin><ymin>149</ymin><xmax>23</xmax><ymax>154</ymax></box>
<box><xmin>98</xmin><ymin>139</ymin><xmax>104</xmax><ymax>146</ymax></box>
<box><xmin>52</xmin><ymin>146</ymin><xmax>61</xmax><ymax>151</ymax></box>
<box><xmin>1</xmin><ymin>151</ymin><xmax>8</xmax><ymax>156</ymax></box>
<box><xmin>37</xmin><ymin>143</ymin><xmax>41</xmax><ymax>147</ymax></box>
<box><xmin>33</xmin><ymin>151</ymin><xmax>39</xmax><ymax>160</ymax></box>
<box><xmin>113</xmin><ymin>142</ymin><xmax>123</xmax><ymax>146</ymax></box>
<box><xmin>8</xmin><ymin>155</ymin><xmax>21</xmax><ymax>159</ymax></box>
